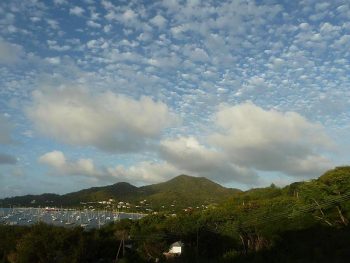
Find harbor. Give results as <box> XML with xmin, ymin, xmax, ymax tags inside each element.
<box><xmin>0</xmin><ymin>207</ymin><xmax>145</xmax><ymax>229</ymax></box>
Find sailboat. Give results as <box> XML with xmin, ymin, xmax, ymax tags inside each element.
<box><xmin>65</xmin><ymin>212</ymin><xmax>74</xmax><ymax>225</ymax></box>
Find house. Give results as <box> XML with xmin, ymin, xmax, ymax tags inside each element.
<box><xmin>169</xmin><ymin>241</ymin><xmax>183</xmax><ymax>254</ymax></box>
<box><xmin>163</xmin><ymin>241</ymin><xmax>184</xmax><ymax>259</ymax></box>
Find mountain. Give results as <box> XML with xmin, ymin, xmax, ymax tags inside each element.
<box><xmin>0</xmin><ymin>175</ymin><xmax>240</xmax><ymax>210</ymax></box>
<box><xmin>139</xmin><ymin>175</ymin><xmax>238</xmax><ymax>207</ymax></box>
<box><xmin>4</xmin><ymin>167</ymin><xmax>350</xmax><ymax>210</ymax></box>
<box><xmin>2</xmin><ymin>167</ymin><xmax>350</xmax><ymax>262</ymax></box>
<box><xmin>61</xmin><ymin>182</ymin><xmax>139</xmax><ymax>204</ymax></box>
<box><xmin>0</xmin><ymin>193</ymin><xmax>61</xmax><ymax>206</ymax></box>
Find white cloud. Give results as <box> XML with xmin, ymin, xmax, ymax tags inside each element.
<box><xmin>146</xmin><ymin>54</ymin><xmax>182</xmax><ymax>68</ymax></box>
<box><xmin>122</xmin><ymin>9</ymin><xmax>137</xmax><ymax>21</ymax></box>
<box><xmin>27</xmin><ymin>86</ymin><xmax>179</xmax><ymax>152</ymax></box>
<box><xmin>333</xmin><ymin>35</ymin><xmax>350</xmax><ymax>49</ymax></box>
<box><xmin>105</xmin><ymin>11</ymin><xmax>118</xmax><ymax>21</ymax></box>
<box><xmin>107</xmin><ymin>161</ymin><xmax>179</xmax><ymax>184</ymax></box>
<box><xmin>39</xmin><ymin>151</ymin><xmax>179</xmax><ymax>184</ymax></box>
<box><xmin>320</xmin><ymin>22</ymin><xmax>340</xmax><ymax>35</ymax></box>
<box><xmin>150</xmin><ymin>14</ymin><xmax>167</xmax><ymax>28</ymax></box>
<box><xmin>270</xmin><ymin>58</ymin><xmax>285</xmax><ymax>70</ymax></box>
<box><xmin>0</xmin><ymin>39</ymin><xmax>23</xmax><ymax>64</ymax></box>
<box><xmin>186</xmin><ymin>47</ymin><xmax>209</xmax><ymax>62</ymax></box>
<box><xmin>209</xmin><ymin>102</ymin><xmax>333</xmax><ymax>177</ymax></box>
<box><xmin>69</xmin><ymin>6</ymin><xmax>84</xmax><ymax>16</ymax></box>
<box><xmin>47</xmin><ymin>40</ymin><xmax>71</xmax><ymax>51</ymax></box>
<box><xmin>1</xmin><ymin>0</ymin><xmax>349</xmax><ymax>192</ymax></box>
<box><xmin>47</xmin><ymin>19</ymin><xmax>59</xmax><ymax>30</ymax></box>
<box><xmin>137</xmin><ymin>32</ymin><xmax>153</xmax><ymax>42</ymax></box>
<box><xmin>39</xmin><ymin>151</ymin><xmax>66</xmax><ymax>168</ymax></box>
<box><xmin>160</xmin><ymin>136</ymin><xmax>257</xmax><ymax>184</ymax></box>
<box><xmin>117</xmin><ymin>9</ymin><xmax>141</xmax><ymax>29</ymax></box>
<box><xmin>87</xmin><ymin>20</ymin><xmax>101</xmax><ymax>28</ymax></box>
<box><xmin>103</xmin><ymin>24</ymin><xmax>112</xmax><ymax>33</ymax></box>
<box><xmin>299</xmin><ymin>22</ymin><xmax>310</xmax><ymax>30</ymax></box>
<box><xmin>39</xmin><ymin>151</ymin><xmax>99</xmax><ymax>177</ymax></box>
<box><xmin>45</xmin><ymin>57</ymin><xmax>61</xmax><ymax>65</ymax></box>
<box><xmin>248</xmin><ymin>76</ymin><xmax>266</xmax><ymax>87</ymax></box>
<box><xmin>315</xmin><ymin>2</ymin><xmax>330</xmax><ymax>12</ymax></box>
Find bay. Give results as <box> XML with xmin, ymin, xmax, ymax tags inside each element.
<box><xmin>0</xmin><ymin>207</ymin><xmax>145</xmax><ymax>229</ymax></box>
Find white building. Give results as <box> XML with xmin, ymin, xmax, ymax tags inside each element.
<box><xmin>168</xmin><ymin>241</ymin><xmax>184</xmax><ymax>255</ymax></box>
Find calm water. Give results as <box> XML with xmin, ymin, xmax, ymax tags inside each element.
<box><xmin>0</xmin><ymin>208</ymin><xmax>145</xmax><ymax>229</ymax></box>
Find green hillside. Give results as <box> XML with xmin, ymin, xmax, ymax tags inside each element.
<box><xmin>2</xmin><ymin>166</ymin><xmax>350</xmax><ymax>215</ymax></box>
<box><xmin>143</xmin><ymin>175</ymin><xmax>238</xmax><ymax>206</ymax></box>
<box><xmin>0</xmin><ymin>193</ymin><xmax>61</xmax><ymax>206</ymax></box>
<box><xmin>61</xmin><ymin>182</ymin><xmax>140</xmax><ymax>204</ymax></box>
<box><xmin>140</xmin><ymin>174</ymin><xmax>239</xmax><ymax>208</ymax></box>
<box><xmin>2</xmin><ymin>167</ymin><xmax>350</xmax><ymax>262</ymax></box>
<box><xmin>0</xmin><ymin>175</ymin><xmax>240</xmax><ymax>210</ymax></box>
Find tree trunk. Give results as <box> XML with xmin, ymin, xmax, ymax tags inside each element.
<box><xmin>336</xmin><ymin>205</ymin><xmax>348</xmax><ymax>226</ymax></box>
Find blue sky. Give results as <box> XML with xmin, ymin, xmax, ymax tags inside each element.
<box><xmin>1</xmin><ymin>0</ymin><xmax>350</xmax><ymax>198</ymax></box>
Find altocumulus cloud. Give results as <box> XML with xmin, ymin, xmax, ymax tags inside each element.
<box><xmin>0</xmin><ymin>38</ymin><xmax>24</xmax><ymax>65</ymax></box>
<box><xmin>209</xmin><ymin>102</ymin><xmax>333</xmax><ymax>177</ymax></box>
<box><xmin>27</xmin><ymin>86</ymin><xmax>179</xmax><ymax>152</ymax></box>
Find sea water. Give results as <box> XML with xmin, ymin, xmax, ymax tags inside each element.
<box><xmin>0</xmin><ymin>207</ymin><xmax>145</xmax><ymax>229</ymax></box>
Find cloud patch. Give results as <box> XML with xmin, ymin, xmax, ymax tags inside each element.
<box><xmin>209</xmin><ymin>102</ymin><xmax>333</xmax><ymax>177</ymax></box>
<box><xmin>36</xmin><ymin>102</ymin><xmax>335</xmax><ymax>186</ymax></box>
<box><xmin>107</xmin><ymin>161</ymin><xmax>179</xmax><ymax>185</ymax></box>
<box><xmin>0</xmin><ymin>39</ymin><xmax>23</xmax><ymax>64</ymax></box>
<box><xmin>27</xmin><ymin>86</ymin><xmax>179</xmax><ymax>152</ymax></box>
<box><xmin>0</xmin><ymin>153</ymin><xmax>17</xmax><ymax>165</ymax></box>
<box><xmin>39</xmin><ymin>151</ymin><xmax>100</xmax><ymax>177</ymax></box>
<box><xmin>69</xmin><ymin>6</ymin><xmax>84</xmax><ymax>16</ymax></box>
<box><xmin>39</xmin><ymin>151</ymin><xmax>179</xmax><ymax>185</ymax></box>
<box><xmin>160</xmin><ymin>136</ymin><xmax>257</xmax><ymax>184</ymax></box>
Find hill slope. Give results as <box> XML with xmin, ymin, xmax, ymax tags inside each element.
<box><xmin>61</xmin><ymin>182</ymin><xmax>140</xmax><ymax>204</ymax></box>
<box><xmin>0</xmin><ymin>175</ymin><xmax>240</xmax><ymax>209</ymax></box>
<box><xmin>5</xmin><ymin>167</ymin><xmax>348</xmax><ymax>211</ymax></box>
<box><xmin>140</xmin><ymin>174</ymin><xmax>238</xmax><ymax>207</ymax></box>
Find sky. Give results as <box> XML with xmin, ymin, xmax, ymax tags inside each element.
<box><xmin>1</xmin><ymin>0</ymin><xmax>350</xmax><ymax>198</ymax></box>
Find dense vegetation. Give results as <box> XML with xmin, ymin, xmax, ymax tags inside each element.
<box><xmin>1</xmin><ymin>167</ymin><xmax>350</xmax><ymax>262</ymax></box>
<box><xmin>0</xmin><ymin>175</ymin><xmax>239</xmax><ymax>210</ymax></box>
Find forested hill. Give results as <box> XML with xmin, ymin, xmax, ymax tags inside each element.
<box><xmin>2</xmin><ymin>167</ymin><xmax>350</xmax><ymax>214</ymax></box>
<box><xmin>0</xmin><ymin>174</ymin><xmax>240</xmax><ymax>209</ymax></box>
<box><xmin>1</xmin><ymin>167</ymin><xmax>350</xmax><ymax>262</ymax></box>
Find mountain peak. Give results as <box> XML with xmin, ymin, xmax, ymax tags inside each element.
<box><xmin>168</xmin><ymin>174</ymin><xmax>207</xmax><ymax>182</ymax></box>
<box><xmin>112</xmin><ymin>182</ymin><xmax>137</xmax><ymax>188</ymax></box>
<box><xmin>1</xmin><ymin>174</ymin><xmax>236</xmax><ymax>209</ymax></box>
<box><xmin>145</xmin><ymin>174</ymin><xmax>228</xmax><ymax>194</ymax></box>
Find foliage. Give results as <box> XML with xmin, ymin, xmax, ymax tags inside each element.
<box><xmin>0</xmin><ymin>175</ymin><xmax>239</xmax><ymax>210</ymax></box>
<box><xmin>1</xmin><ymin>167</ymin><xmax>350</xmax><ymax>262</ymax></box>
